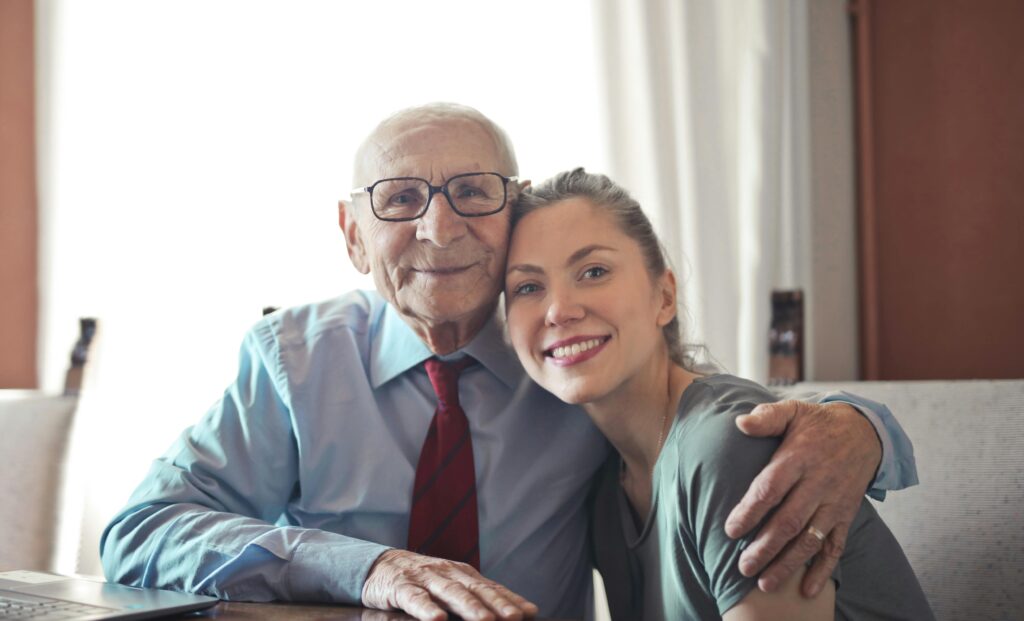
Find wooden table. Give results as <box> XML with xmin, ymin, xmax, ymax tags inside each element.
<box><xmin>187</xmin><ymin>601</ymin><xmax>575</xmax><ymax>620</ymax></box>
<box><xmin>189</xmin><ymin>601</ymin><xmax>414</xmax><ymax>619</ymax></box>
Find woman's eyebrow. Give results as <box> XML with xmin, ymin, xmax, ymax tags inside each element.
<box><xmin>507</xmin><ymin>244</ymin><xmax>617</xmax><ymax>276</ymax></box>
<box><xmin>507</xmin><ymin>263</ymin><xmax>544</xmax><ymax>275</ymax></box>
<box><xmin>566</xmin><ymin>244</ymin><xmax>615</xmax><ymax>265</ymax></box>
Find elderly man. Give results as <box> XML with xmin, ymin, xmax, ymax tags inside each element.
<box><xmin>101</xmin><ymin>103</ymin><xmax>916</xmax><ymax>621</ymax></box>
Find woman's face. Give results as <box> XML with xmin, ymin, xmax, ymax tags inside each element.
<box><xmin>505</xmin><ymin>197</ymin><xmax>676</xmax><ymax>404</ymax></box>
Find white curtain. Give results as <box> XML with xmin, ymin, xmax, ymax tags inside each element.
<box><xmin>593</xmin><ymin>0</ymin><xmax>813</xmax><ymax>382</ymax></box>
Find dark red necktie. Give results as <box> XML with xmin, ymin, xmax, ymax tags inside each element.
<box><xmin>407</xmin><ymin>356</ymin><xmax>480</xmax><ymax>569</ymax></box>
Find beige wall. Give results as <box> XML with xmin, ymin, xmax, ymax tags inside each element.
<box><xmin>807</xmin><ymin>0</ymin><xmax>860</xmax><ymax>380</ymax></box>
<box><xmin>0</xmin><ymin>0</ymin><xmax>38</xmax><ymax>388</ymax></box>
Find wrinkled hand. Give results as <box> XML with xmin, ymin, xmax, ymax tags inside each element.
<box><xmin>725</xmin><ymin>400</ymin><xmax>881</xmax><ymax>597</ymax></box>
<box><xmin>361</xmin><ymin>549</ymin><xmax>539</xmax><ymax>621</ymax></box>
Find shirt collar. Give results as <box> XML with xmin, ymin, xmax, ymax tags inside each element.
<box><xmin>369</xmin><ymin>300</ymin><xmax>523</xmax><ymax>390</ymax></box>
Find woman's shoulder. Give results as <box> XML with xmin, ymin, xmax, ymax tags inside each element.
<box><xmin>675</xmin><ymin>373</ymin><xmax>777</xmax><ymax>434</ymax></box>
<box><xmin>684</xmin><ymin>373</ymin><xmax>778</xmax><ymax>411</ymax></box>
<box><xmin>655</xmin><ymin>374</ymin><xmax>787</xmax><ymax>617</ymax></box>
<box><xmin>667</xmin><ymin>374</ymin><xmax>781</xmax><ymax>481</ymax></box>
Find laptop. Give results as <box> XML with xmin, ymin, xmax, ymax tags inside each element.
<box><xmin>0</xmin><ymin>570</ymin><xmax>218</xmax><ymax>620</ymax></box>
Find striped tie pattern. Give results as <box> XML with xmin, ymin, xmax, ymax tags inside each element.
<box><xmin>407</xmin><ymin>356</ymin><xmax>480</xmax><ymax>569</ymax></box>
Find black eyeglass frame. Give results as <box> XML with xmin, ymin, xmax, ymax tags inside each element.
<box><xmin>350</xmin><ymin>172</ymin><xmax>519</xmax><ymax>222</ymax></box>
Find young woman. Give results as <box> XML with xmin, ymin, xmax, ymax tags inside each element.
<box><xmin>503</xmin><ymin>168</ymin><xmax>932</xmax><ymax>620</ymax></box>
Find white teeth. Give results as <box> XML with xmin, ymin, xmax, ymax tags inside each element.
<box><xmin>550</xmin><ymin>338</ymin><xmax>604</xmax><ymax>359</ymax></box>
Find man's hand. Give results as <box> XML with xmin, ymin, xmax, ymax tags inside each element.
<box><xmin>361</xmin><ymin>549</ymin><xmax>539</xmax><ymax>621</ymax></box>
<box><xmin>724</xmin><ymin>400</ymin><xmax>881</xmax><ymax>597</ymax></box>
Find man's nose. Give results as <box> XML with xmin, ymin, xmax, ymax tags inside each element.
<box><xmin>415</xmin><ymin>192</ymin><xmax>468</xmax><ymax>247</ymax></box>
<box><xmin>545</xmin><ymin>288</ymin><xmax>585</xmax><ymax>327</ymax></box>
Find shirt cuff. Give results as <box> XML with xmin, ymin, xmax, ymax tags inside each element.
<box><xmin>288</xmin><ymin>535</ymin><xmax>393</xmax><ymax>604</ymax></box>
<box><xmin>820</xmin><ymin>391</ymin><xmax>919</xmax><ymax>500</ymax></box>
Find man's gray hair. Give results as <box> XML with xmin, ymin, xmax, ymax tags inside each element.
<box><xmin>515</xmin><ymin>167</ymin><xmax>702</xmax><ymax>371</ymax></box>
<box><xmin>354</xmin><ymin>102</ymin><xmax>518</xmax><ymax>184</ymax></box>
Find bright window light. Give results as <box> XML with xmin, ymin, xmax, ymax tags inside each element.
<box><xmin>37</xmin><ymin>0</ymin><xmax>608</xmax><ymax>572</ymax></box>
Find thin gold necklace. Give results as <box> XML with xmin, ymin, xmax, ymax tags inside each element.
<box><xmin>652</xmin><ymin>408</ymin><xmax>670</xmax><ymax>480</ymax></box>
<box><xmin>620</xmin><ymin>408</ymin><xmax>672</xmax><ymax>484</ymax></box>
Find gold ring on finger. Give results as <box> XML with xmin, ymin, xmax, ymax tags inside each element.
<box><xmin>807</xmin><ymin>525</ymin><xmax>826</xmax><ymax>543</ymax></box>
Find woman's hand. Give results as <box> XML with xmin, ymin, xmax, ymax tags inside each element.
<box><xmin>724</xmin><ymin>401</ymin><xmax>881</xmax><ymax>597</ymax></box>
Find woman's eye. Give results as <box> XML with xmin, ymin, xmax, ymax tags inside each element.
<box><xmin>512</xmin><ymin>283</ymin><xmax>540</xmax><ymax>296</ymax></box>
<box><xmin>582</xmin><ymin>266</ymin><xmax>608</xmax><ymax>279</ymax></box>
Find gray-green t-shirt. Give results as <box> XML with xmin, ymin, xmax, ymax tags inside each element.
<box><xmin>591</xmin><ymin>374</ymin><xmax>933</xmax><ymax>620</ymax></box>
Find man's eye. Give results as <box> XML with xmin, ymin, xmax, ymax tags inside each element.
<box><xmin>388</xmin><ymin>191</ymin><xmax>420</xmax><ymax>206</ymax></box>
<box><xmin>582</xmin><ymin>266</ymin><xmax>608</xmax><ymax>279</ymax></box>
<box><xmin>455</xmin><ymin>185</ymin><xmax>484</xmax><ymax>199</ymax></box>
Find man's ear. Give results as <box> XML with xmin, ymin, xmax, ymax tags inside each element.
<box><xmin>517</xmin><ymin>178</ymin><xmax>532</xmax><ymax>191</ymax></box>
<box><xmin>338</xmin><ymin>200</ymin><xmax>370</xmax><ymax>274</ymax></box>
<box><xmin>656</xmin><ymin>269</ymin><xmax>678</xmax><ymax>327</ymax></box>
<box><xmin>507</xmin><ymin>179</ymin><xmax>530</xmax><ymax>212</ymax></box>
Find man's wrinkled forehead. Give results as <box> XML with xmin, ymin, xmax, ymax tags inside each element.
<box><xmin>353</xmin><ymin>117</ymin><xmax>500</xmax><ymax>185</ymax></box>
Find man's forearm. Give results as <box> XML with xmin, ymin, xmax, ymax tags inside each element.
<box><xmin>817</xmin><ymin>390</ymin><xmax>919</xmax><ymax>498</ymax></box>
<box><xmin>101</xmin><ymin>502</ymin><xmax>391</xmax><ymax>603</ymax></box>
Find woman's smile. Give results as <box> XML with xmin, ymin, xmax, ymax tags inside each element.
<box><xmin>544</xmin><ymin>335</ymin><xmax>612</xmax><ymax>367</ymax></box>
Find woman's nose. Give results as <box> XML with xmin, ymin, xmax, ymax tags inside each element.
<box><xmin>545</xmin><ymin>289</ymin><xmax>585</xmax><ymax>326</ymax></box>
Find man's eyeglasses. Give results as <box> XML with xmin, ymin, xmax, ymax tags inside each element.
<box><xmin>350</xmin><ymin>172</ymin><xmax>518</xmax><ymax>222</ymax></box>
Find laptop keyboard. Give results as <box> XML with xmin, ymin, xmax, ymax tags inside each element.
<box><xmin>0</xmin><ymin>593</ymin><xmax>116</xmax><ymax>620</ymax></box>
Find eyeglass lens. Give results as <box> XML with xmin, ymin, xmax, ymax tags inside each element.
<box><xmin>371</xmin><ymin>173</ymin><xmax>506</xmax><ymax>220</ymax></box>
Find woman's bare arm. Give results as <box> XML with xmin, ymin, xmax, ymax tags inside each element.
<box><xmin>723</xmin><ymin>566</ymin><xmax>835</xmax><ymax>621</ymax></box>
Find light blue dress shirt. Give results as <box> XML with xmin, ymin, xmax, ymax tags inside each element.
<box><xmin>100</xmin><ymin>290</ymin><xmax>918</xmax><ymax>618</ymax></box>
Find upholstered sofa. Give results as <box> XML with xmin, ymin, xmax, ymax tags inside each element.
<box><xmin>784</xmin><ymin>380</ymin><xmax>1024</xmax><ymax>621</ymax></box>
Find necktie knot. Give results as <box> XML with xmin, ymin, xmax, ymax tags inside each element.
<box><xmin>424</xmin><ymin>357</ymin><xmax>475</xmax><ymax>408</ymax></box>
